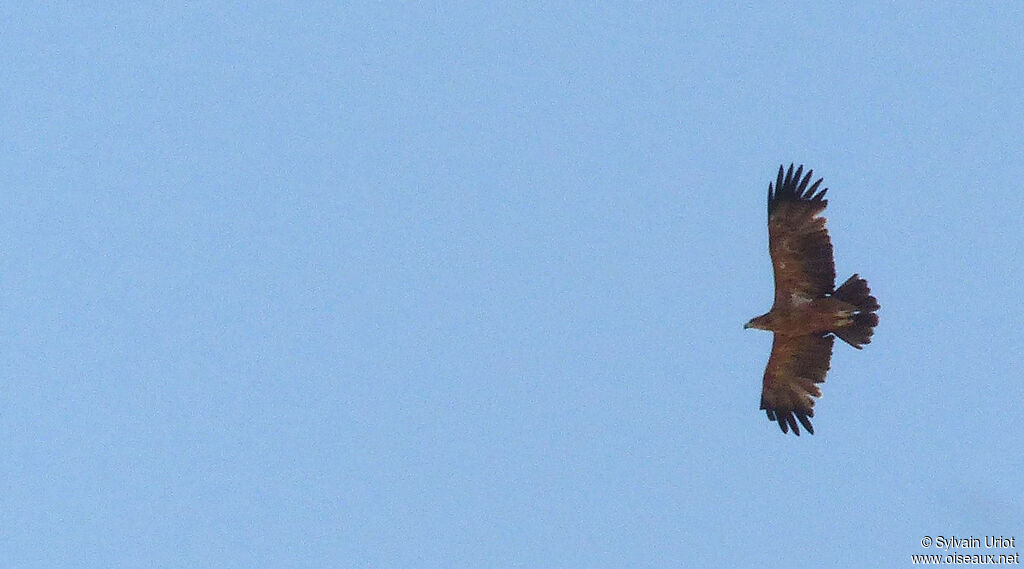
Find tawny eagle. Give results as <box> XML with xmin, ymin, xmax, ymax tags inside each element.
<box><xmin>744</xmin><ymin>164</ymin><xmax>879</xmax><ymax>436</ymax></box>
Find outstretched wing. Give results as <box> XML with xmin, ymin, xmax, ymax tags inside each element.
<box><xmin>760</xmin><ymin>333</ymin><xmax>833</xmax><ymax>435</ymax></box>
<box><xmin>768</xmin><ymin>164</ymin><xmax>835</xmax><ymax>306</ymax></box>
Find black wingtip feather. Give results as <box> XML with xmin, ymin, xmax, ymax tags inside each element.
<box><xmin>787</xmin><ymin>414</ymin><xmax>801</xmax><ymax>436</ymax></box>
<box><xmin>797</xmin><ymin>412</ymin><xmax>815</xmax><ymax>435</ymax></box>
<box><xmin>796</xmin><ymin>168</ymin><xmax>812</xmax><ymax>194</ymax></box>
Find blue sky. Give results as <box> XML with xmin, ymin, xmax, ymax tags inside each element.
<box><xmin>2</xmin><ymin>3</ymin><xmax>1022</xmax><ymax>567</ymax></box>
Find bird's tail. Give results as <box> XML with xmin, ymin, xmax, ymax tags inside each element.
<box><xmin>832</xmin><ymin>274</ymin><xmax>880</xmax><ymax>349</ymax></box>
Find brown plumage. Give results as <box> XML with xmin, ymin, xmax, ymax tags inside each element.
<box><xmin>744</xmin><ymin>164</ymin><xmax>880</xmax><ymax>435</ymax></box>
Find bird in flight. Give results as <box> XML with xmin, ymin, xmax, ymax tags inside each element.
<box><xmin>744</xmin><ymin>164</ymin><xmax>880</xmax><ymax>435</ymax></box>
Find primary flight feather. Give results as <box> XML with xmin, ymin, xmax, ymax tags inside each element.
<box><xmin>744</xmin><ymin>164</ymin><xmax>880</xmax><ymax>435</ymax></box>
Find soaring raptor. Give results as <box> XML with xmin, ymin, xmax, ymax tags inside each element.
<box><xmin>744</xmin><ymin>164</ymin><xmax>880</xmax><ymax>435</ymax></box>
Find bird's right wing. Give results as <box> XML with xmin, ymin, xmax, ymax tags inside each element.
<box><xmin>760</xmin><ymin>332</ymin><xmax>834</xmax><ymax>435</ymax></box>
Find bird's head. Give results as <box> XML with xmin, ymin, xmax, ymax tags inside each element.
<box><xmin>744</xmin><ymin>313</ymin><xmax>772</xmax><ymax>331</ymax></box>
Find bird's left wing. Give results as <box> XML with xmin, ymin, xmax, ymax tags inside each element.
<box><xmin>768</xmin><ymin>164</ymin><xmax>835</xmax><ymax>306</ymax></box>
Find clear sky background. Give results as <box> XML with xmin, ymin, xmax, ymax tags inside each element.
<box><xmin>2</xmin><ymin>3</ymin><xmax>1022</xmax><ymax>568</ymax></box>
